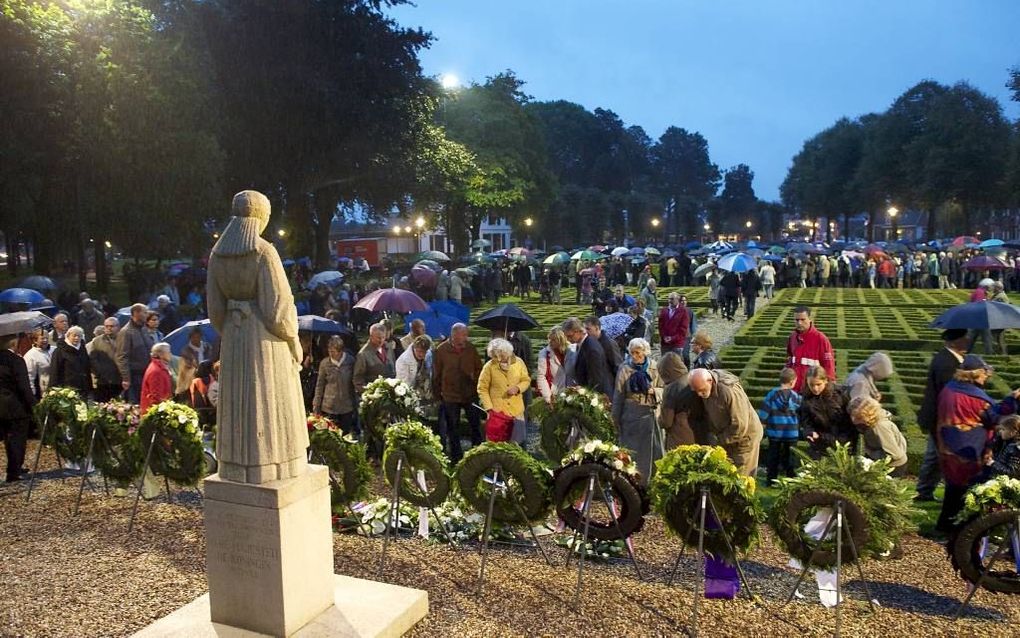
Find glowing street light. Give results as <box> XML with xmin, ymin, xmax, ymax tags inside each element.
<box><xmin>440</xmin><ymin>73</ymin><xmax>461</xmax><ymax>90</ymax></box>
<box><xmin>404</xmin><ymin>226</ymin><xmax>412</xmax><ymax>234</ymax></box>
<box><xmin>651</xmin><ymin>218</ymin><xmax>660</xmax><ymax>228</ymax></box>
<box><xmin>703</xmin><ymin>223</ymin><xmax>711</xmax><ymax>232</ymax></box>
<box><xmin>392</xmin><ymin>225</ymin><xmax>401</xmax><ymax>234</ymax></box>
<box><xmin>104</xmin><ymin>240</ymin><xmax>112</xmax><ymax>249</ymax></box>
<box><xmin>745</xmin><ymin>220</ymin><xmax>752</xmax><ymax>229</ymax></box>
<box><xmin>277</xmin><ymin>229</ymin><xmax>286</xmax><ymax>238</ymax></box>
<box><xmin>888</xmin><ymin>205</ymin><xmax>899</xmax><ymax>240</ymax></box>
<box><xmin>415</xmin><ymin>217</ymin><xmax>425</xmax><ymax>229</ymax></box>
<box><xmin>524</xmin><ymin>217</ymin><xmax>533</xmax><ymax>227</ymax></box>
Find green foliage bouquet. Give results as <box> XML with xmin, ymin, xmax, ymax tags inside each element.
<box><xmin>91</xmin><ymin>401</ymin><xmax>143</xmax><ymax>485</ymax></box>
<box><xmin>382</xmin><ymin>420</ymin><xmax>451</xmax><ymax>508</ymax></box>
<box><xmin>529</xmin><ymin>386</ymin><xmax>616</xmax><ymax>461</ymax></box>
<box><xmin>309</xmin><ymin>427</ymin><xmax>372</xmax><ymax>505</ymax></box>
<box><xmin>35</xmin><ymin>387</ymin><xmax>90</xmax><ymax>462</ymax></box>
<box><xmin>956</xmin><ymin>475</ymin><xmax>1020</xmax><ymax>524</ymax></box>
<box><xmin>649</xmin><ymin>445</ymin><xmax>762</xmax><ymax>561</ymax></box>
<box><xmin>358</xmin><ymin>377</ymin><xmax>422</xmax><ymax>450</ymax></box>
<box><xmin>562</xmin><ymin>439</ymin><xmax>640</xmax><ymax>479</ymax></box>
<box><xmin>770</xmin><ymin>444</ymin><xmax>916</xmax><ymax>560</ymax></box>
<box><xmin>138</xmin><ymin>401</ymin><xmax>205</xmax><ymax>486</ymax></box>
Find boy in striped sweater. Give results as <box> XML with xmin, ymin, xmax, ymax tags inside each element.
<box><xmin>759</xmin><ymin>368</ymin><xmax>802</xmax><ymax>486</ymax></box>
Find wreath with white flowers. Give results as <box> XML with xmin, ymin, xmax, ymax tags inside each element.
<box><xmin>91</xmin><ymin>401</ymin><xmax>143</xmax><ymax>485</ymax></box>
<box><xmin>136</xmin><ymin>401</ymin><xmax>206</xmax><ymax>486</ymax></box>
<box><xmin>950</xmin><ymin>476</ymin><xmax>1020</xmax><ymax>593</ymax></box>
<box><xmin>358</xmin><ymin>376</ymin><xmax>422</xmax><ymax>452</ymax></box>
<box><xmin>35</xmin><ymin>387</ymin><xmax>90</xmax><ymax>463</ymax></box>
<box><xmin>527</xmin><ymin>386</ymin><xmax>616</xmax><ymax>462</ymax></box>
<box><xmin>553</xmin><ymin>440</ymin><xmax>649</xmax><ymax>541</ymax></box>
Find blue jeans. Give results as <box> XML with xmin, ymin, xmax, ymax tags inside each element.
<box><xmin>127</xmin><ymin>371</ymin><xmax>144</xmax><ymax>404</ymax></box>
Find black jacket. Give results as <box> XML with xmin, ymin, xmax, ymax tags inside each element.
<box><xmin>798</xmin><ymin>384</ymin><xmax>857</xmax><ymax>456</ymax></box>
<box><xmin>691</xmin><ymin>349</ymin><xmax>721</xmax><ymax>371</ymax></box>
<box><xmin>917</xmin><ymin>348</ymin><xmax>962</xmax><ymax>435</ymax></box>
<box><xmin>50</xmin><ymin>340</ymin><xmax>94</xmax><ymax>396</ymax></box>
<box><xmin>598</xmin><ymin>332</ymin><xmax>622</xmax><ymax>380</ymax></box>
<box><xmin>575</xmin><ymin>335</ymin><xmax>613</xmax><ymax>397</ymax></box>
<box><xmin>0</xmin><ymin>349</ymin><xmax>35</xmax><ymax>419</ymax></box>
<box><xmin>720</xmin><ymin>272</ymin><xmax>741</xmax><ymax>297</ymax></box>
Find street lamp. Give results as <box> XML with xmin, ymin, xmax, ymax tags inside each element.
<box><xmin>524</xmin><ymin>217</ymin><xmax>533</xmax><ymax>227</ymax></box>
<box><xmin>650</xmin><ymin>218</ymin><xmax>660</xmax><ymax>228</ymax></box>
<box><xmin>392</xmin><ymin>225</ymin><xmax>401</xmax><ymax>234</ymax></box>
<box><xmin>887</xmin><ymin>206</ymin><xmax>898</xmax><ymax>241</ymax></box>
<box><xmin>277</xmin><ymin>228</ymin><xmax>286</xmax><ymax>238</ymax></box>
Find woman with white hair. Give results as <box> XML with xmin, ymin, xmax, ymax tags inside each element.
<box><xmin>477</xmin><ymin>337</ymin><xmax>530</xmax><ymax>443</ymax></box>
<box><xmin>612</xmin><ymin>337</ymin><xmax>663</xmax><ymax>483</ymax></box>
<box><xmin>50</xmin><ymin>325</ymin><xmax>93</xmax><ymax>397</ymax></box>
<box><xmin>140</xmin><ymin>342</ymin><xmax>173</xmax><ymax>414</ymax></box>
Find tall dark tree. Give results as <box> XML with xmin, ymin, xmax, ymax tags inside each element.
<box><xmin>196</xmin><ymin>0</ymin><xmax>434</xmax><ymax>267</ymax></box>
<box><xmin>651</xmin><ymin>127</ymin><xmax>720</xmax><ymax>240</ymax></box>
<box><xmin>782</xmin><ymin>118</ymin><xmax>864</xmax><ymax>241</ymax></box>
<box><xmin>717</xmin><ymin>164</ymin><xmax>757</xmax><ymax>234</ymax></box>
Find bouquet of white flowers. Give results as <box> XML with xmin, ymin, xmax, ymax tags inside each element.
<box><xmin>358</xmin><ymin>376</ymin><xmax>422</xmax><ymax>452</ymax></box>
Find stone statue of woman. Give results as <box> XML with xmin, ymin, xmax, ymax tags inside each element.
<box><xmin>207</xmin><ymin>190</ymin><xmax>308</xmax><ymax>484</ymax></box>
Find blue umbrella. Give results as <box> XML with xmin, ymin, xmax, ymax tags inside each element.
<box><xmin>717</xmin><ymin>252</ymin><xmax>758</xmax><ymax>273</ymax></box>
<box><xmin>164</xmin><ymin>320</ymin><xmax>218</xmax><ymax>355</ymax></box>
<box><xmin>626</xmin><ymin>247</ymin><xmax>646</xmax><ymax>256</ymax></box>
<box><xmin>405</xmin><ymin>310</ymin><xmax>461</xmax><ymax>339</ymax></box>
<box><xmin>979</xmin><ymin>238</ymin><xmax>1005</xmax><ymax>249</ymax></box>
<box><xmin>0</xmin><ymin>287</ymin><xmax>45</xmax><ymax>305</ymax></box>
<box><xmin>307</xmin><ymin>270</ymin><xmax>344</xmax><ymax>289</ymax></box>
<box><xmin>17</xmin><ymin>275</ymin><xmax>57</xmax><ymax>291</ymax></box>
<box><xmin>428</xmin><ymin>300</ymin><xmax>469</xmax><ymax>324</ymax></box>
<box><xmin>297</xmin><ymin>315</ymin><xmax>353</xmax><ymax>336</ymax></box>
<box><xmin>282</xmin><ymin>258</ymin><xmax>296</xmax><ymax>267</ymax></box>
<box><xmin>763</xmin><ymin>254</ymin><xmax>783</xmax><ymax>262</ymax></box>
<box><xmin>684</xmin><ymin>241</ymin><xmax>702</xmax><ymax>250</ymax></box>
<box><xmin>599</xmin><ymin>312</ymin><xmax>633</xmax><ymax>339</ymax></box>
<box><xmin>297</xmin><ymin>257</ymin><xmax>313</xmax><ymax>267</ymax></box>
<box><xmin>116</xmin><ymin>306</ymin><xmax>133</xmax><ymax>326</ymax></box>
<box><xmin>745</xmin><ymin>248</ymin><xmax>765</xmax><ymax>258</ymax></box>
<box><xmin>930</xmin><ymin>301</ymin><xmax>1020</xmax><ymax>330</ymax></box>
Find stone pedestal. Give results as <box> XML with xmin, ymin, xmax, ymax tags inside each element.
<box><xmin>131</xmin><ymin>464</ymin><xmax>428</xmax><ymax>637</ymax></box>
<box><xmin>203</xmin><ymin>466</ymin><xmax>335</xmax><ymax>636</ymax></box>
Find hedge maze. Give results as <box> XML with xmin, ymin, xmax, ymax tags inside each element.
<box><xmin>724</xmin><ymin>287</ymin><xmax>1019</xmax><ymax>474</ymax></box>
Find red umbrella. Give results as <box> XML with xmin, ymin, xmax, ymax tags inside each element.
<box><xmin>508</xmin><ymin>247</ymin><xmax>530</xmax><ymax>257</ymax></box>
<box><xmin>963</xmin><ymin>256</ymin><xmax>1009</xmax><ymax>271</ymax></box>
<box><xmin>863</xmin><ymin>245</ymin><xmax>888</xmax><ymax>259</ymax></box>
<box><xmin>353</xmin><ymin>288</ymin><xmax>428</xmax><ymax>313</ymax></box>
<box><xmin>951</xmin><ymin>236</ymin><xmax>980</xmax><ymax>247</ymax></box>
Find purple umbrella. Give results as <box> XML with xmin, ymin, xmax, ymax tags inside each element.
<box><xmin>353</xmin><ymin>288</ymin><xmax>428</xmax><ymax>314</ymax></box>
<box><xmin>410</xmin><ymin>265</ymin><xmax>438</xmax><ymax>287</ymax></box>
<box><xmin>963</xmin><ymin>256</ymin><xmax>1009</xmax><ymax>271</ymax></box>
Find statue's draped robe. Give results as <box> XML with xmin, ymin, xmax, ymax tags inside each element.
<box><xmin>207</xmin><ymin>236</ymin><xmax>308</xmax><ymax>483</ymax></box>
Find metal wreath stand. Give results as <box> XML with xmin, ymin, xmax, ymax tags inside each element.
<box><xmin>782</xmin><ymin>498</ymin><xmax>876</xmax><ymax>638</ymax></box>
<box><xmin>127</xmin><ymin>426</ymin><xmax>205</xmax><ymax>533</ymax></box>
<box><xmin>560</xmin><ymin>466</ymin><xmax>644</xmax><ymax>609</ymax></box>
<box><xmin>26</xmin><ymin>414</ymin><xmax>109</xmax><ymax>509</ymax></box>
<box><xmin>953</xmin><ymin>509</ymin><xmax>1020</xmax><ymax>620</ymax></box>
<box><xmin>666</xmin><ymin>485</ymin><xmax>762</xmax><ymax>638</ymax></box>
<box><xmin>377</xmin><ymin>449</ymin><xmax>460</xmax><ymax>581</ymax></box>
<box><xmin>474</xmin><ymin>462</ymin><xmax>553</xmax><ymax>594</ymax></box>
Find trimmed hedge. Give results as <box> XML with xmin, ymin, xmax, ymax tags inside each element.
<box><xmin>768</xmin><ymin>287</ymin><xmax>970</xmax><ymax>308</ymax></box>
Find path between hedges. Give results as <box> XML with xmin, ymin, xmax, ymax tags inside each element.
<box><xmin>651</xmin><ymin>294</ymin><xmax>773</xmax><ymax>359</ymax></box>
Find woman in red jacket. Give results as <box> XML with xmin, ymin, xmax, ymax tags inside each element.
<box><xmin>140</xmin><ymin>342</ymin><xmax>174</xmax><ymax>414</ymax></box>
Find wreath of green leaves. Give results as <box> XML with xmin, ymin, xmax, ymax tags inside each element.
<box><xmin>527</xmin><ymin>387</ymin><xmax>616</xmax><ymax>462</ymax></box>
<box><xmin>649</xmin><ymin>445</ymin><xmax>762</xmax><ymax>562</ymax></box>
<box><xmin>35</xmin><ymin>387</ymin><xmax>90</xmax><ymax>463</ymax></box>
<box><xmin>769</xmin><ymin>444</ymin><xmax>916</xmax><ymax>561</ymax></box>
<box><xmin>309</xmin><ymin>428</ymin><xmax>373</xmax><ymax>505</ymax></box>
<box><xmin>455</xmin><ymin>442</ymin><xmax>553</xmax><ymax>523</ymax></box>
<box><xmin>90</xmin><ymin>401</ymin><xmax>143</xmax><ymax>485</ymax></box>
<box><xmin>137</xmin><ymin>401</ymin><xmax>206</xmax><ymax>486</ymax></box>
<box><xmin>382</xmin><ymin>420</ymin><xmax>451</xmax><ymax>508</ymax></box>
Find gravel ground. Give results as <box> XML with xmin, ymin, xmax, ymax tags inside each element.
<box><xmin>2</xmin><ymin>443</ymin><xmax>1019</xmax><ymax>637</ymax></box>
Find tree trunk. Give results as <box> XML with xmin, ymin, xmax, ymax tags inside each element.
<box><xmin>94</xmin><ymin>240</ymin><xmax>107</xmax><ymax>293</ymax></box>
<box><xmin>3</xmin><ymin>229</ymin><xmax>18</xmax><ymax>278</ymax></box>
<box><xmin>926</xmin><ymin>207</ymin><xmax>937</xmax><ymax>242</ymax></box>
<box><xmin>825</xmin><ymin>215</ymin><xmax>832</xmax><ymax>243</ymax></box>
<box><xmin>310</xmin><ymin>191</ymin><xmax>333</xmax><ymax>270</ymax></box>
<box><xmin>867</xmin><ymin>210</ymin><xmax>876</xmax><ymax>242</ymax></box>
<box><xmin>842</xmin><ymin>212</ymin><xmax>851</xmax><ymax>241</ymax></box>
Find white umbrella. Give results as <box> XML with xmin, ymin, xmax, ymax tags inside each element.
<box><xmin>693</xmin><ymin>262</ymin><xmax>716</xmax><ymax>279</ymax></box>
<box><xmin>610</xmin><ymin>246</ymin><xmax>630</xmax><ymax>257</ymax></box>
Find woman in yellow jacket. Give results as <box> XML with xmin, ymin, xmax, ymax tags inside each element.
<box><xmin>478</xmin><ymin>337</ymin><xmax>531</xmax><ymax>444</ymax></box>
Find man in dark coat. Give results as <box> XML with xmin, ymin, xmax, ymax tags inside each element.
<box><xmin>719</xmin><ymin>271</ymin><xmax>741</xmax><ymax>321</ymax></box>
<box><xmin>583</xmin><ymin>315</ymin><xmax>622</xmax><ymax>380</ymax></box>
<box><xmin>915</xmin><ymin>328</ymin><xmax>970</xmax><ymax>501</ymax></box>
<box><xmin>742</xmin><ymin>268</ymin><xmax>762</xmax><ymax>318</ymax></box>
<box><xmin>1</xmin><ymin>334</ymin><xmax>36</xmax><ymax>482</ymax></box>
<box><xmin>564</xmin><ymin>317</ymin><xmax>613</xmax><ymax>397</ymax></box>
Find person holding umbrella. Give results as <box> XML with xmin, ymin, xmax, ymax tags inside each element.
<box><xmin>0</xmin><ymin>333</ymin><xmax>36</xmax><ymax>482</ymax></box>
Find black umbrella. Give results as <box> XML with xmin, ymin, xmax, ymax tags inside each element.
<box><xmin>474</xmin><ymin>303</ymin><xmax>539</xmax><ymax>333</ymax></box>
<box><xmin>930</xmin><ymin>301</ymin><xmax>1020</xmax><ymax>330</ymax></box>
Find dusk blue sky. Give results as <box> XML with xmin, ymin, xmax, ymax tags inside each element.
<box><xmin>388</xmin><ymin>0</ymin><xmax>1020</xmax><ymax>202</ymax></box>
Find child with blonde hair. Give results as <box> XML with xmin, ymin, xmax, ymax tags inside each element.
<box><xmin>848</xmin><ymin>396</ymin><xmax>908</xmax><ymax>477</ymax></box>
